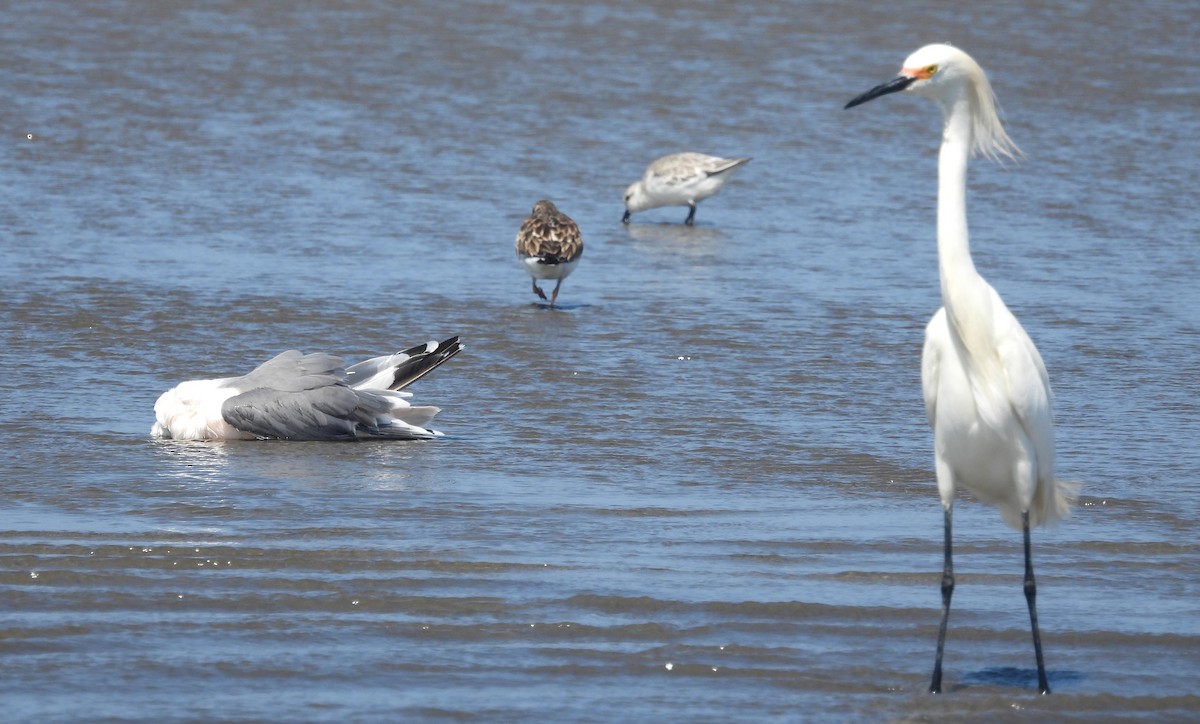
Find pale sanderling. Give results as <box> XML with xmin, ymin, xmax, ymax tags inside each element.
<box><xmin>622</xmin><ymin>152</ymin><xmax>751</xmax><ymax>225</ymax></box>
<box><xmin>515</xmin><ymin>199</ymin><xmax>584</xmax><ymax>308</ymax></box>
<box><xmin>151</xmin><ymin>337</ymin><xmax>463</xmax><ymax>440</ymax></box>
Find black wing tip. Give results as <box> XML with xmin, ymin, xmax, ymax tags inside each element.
<box><xmin>396</xmin><ymin>335</ymin><xmax>464</xmax><ymax>359</ymax></box>
<box><xmin>389</xmin><ymin>335</ymin><xmax>465</xmax><ymax>391</ymax></box>
<box><xmin>438</xmin><ymin>335</ymin><xmax>465</xmax><ymax>358</ymax></box>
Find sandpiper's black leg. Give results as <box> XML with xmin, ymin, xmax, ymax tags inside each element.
<box><xmin>930</xmin><ymin>506</ymin><xmax>954</xmax><ymax>694</ymax></box>
<box><xmin>549</xmin><ymin>279</ymin><xmax>563</xmax><ymax>309</ymax></box>
<box><xmin>532</xmin><ymin>279</ymin><xmax>547</xmax><ymax>301</ymax></box>
<box><xmin>1024</xmin><ymin>510</ymin><xmax>1051</xmax><ymax>694</ymax></box>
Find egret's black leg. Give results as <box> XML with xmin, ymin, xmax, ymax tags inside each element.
<box><xmin>930</xmin><ymin>506</ymin><xmax>954</xmax><ymax>694</ymax></box>
<box><xmin>1023</xmin><ymin>510</ymin><xmax>1051</xmax><ymax>694</ymax></box>
<box><xmin>684</xmin><ymin>203</ymin><xmax>696</xmax><ymax>225</ymax></box>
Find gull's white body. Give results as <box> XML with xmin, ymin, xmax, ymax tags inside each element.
<box><xmin>623</xmin><ymin>152</ymin><xmax>750</xmax><ymax>224</ymax></box>
<box><xmin>153</xmin><ymin>377</ymin><xmax>254</xmax><ymax>440</ymax></box>
<box><xmin>152</xmin><ymin>338</ymin><xmax>462</xmax><ymax>441</ymax></box>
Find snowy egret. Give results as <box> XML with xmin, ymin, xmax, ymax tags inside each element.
<box><xmin>515</xmin><ymin>199</ymin><xmax>584</xmax><ymax>309</ymax></box>
<box><xmin>845</xmin><ymin>44</ymin><xmax>1075</xmax><ymax>694</ymax></box>
<box><xmin>622</xmin><ymin>152</ymin><xmax>751</xmax><ymax>225</ymax></box>
<box><xmin>152</xmin><ymin>337</ymin><xmax>463</xmax><ymax>441</ymax></box>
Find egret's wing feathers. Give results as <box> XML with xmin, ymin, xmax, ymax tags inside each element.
<box><xmin>992</xmin><ymin>296</ymin><xmax>1055</xmax><ymax>464</ymax></box>
<box><xmin>922</xmin><ymin>308</ymin><xmax>948</xmax><ymax>428</ymax></box>
<box><xmin>996</xmin><ymin>307</ymin><xmax>1073</xmax><ymax>525</ymax></box>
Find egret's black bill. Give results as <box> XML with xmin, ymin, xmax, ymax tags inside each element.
<box><xmin>844</xmin><ymin>75</ymin><xmax>916</xmax><ymax>109</ymax></box>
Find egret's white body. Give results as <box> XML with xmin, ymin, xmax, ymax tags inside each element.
<box><xmin>846</xmin><ymin>43</ymin><xmax>1076</xmax><ymax>694</ymax></box>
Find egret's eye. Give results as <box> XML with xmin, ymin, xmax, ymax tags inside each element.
<box><xmin>925</xmin><ymin>64</ymin><xmax>939</xmax><ymax>76</ymax></box>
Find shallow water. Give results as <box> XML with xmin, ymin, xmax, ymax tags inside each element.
<box><xmin>2</xmin><ymin>0</ymin><xmax>1199</xmax><ymax>720</ymax></box>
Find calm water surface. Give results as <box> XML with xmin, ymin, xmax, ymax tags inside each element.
<box><xmin>2</xmin><ymin>0</ymin><xmax>1198</xmax><ymax>721</ymax></box>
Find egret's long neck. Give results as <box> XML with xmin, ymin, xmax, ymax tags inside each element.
<box><xmin>936</xmin><ymin>91</ymin><xmax>981</xmax><ymax>319</ymax></box>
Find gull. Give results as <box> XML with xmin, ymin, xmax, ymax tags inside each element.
<box><xmin>846</xmin><ymin>44</ymin><xmax>1076</xmax><ymax>694</ymax></box>
<box><xmin>151</xmin><ymin>337</ymin><xmax>463</xmax><ymax>441</ymax></box>
<box><xmin>622</xmin><ymin>152</ymin><xmax>751</xmax><ymax>225</ymax></box>
<box><xmin>515</xmin><ymin>199</ymin><xmax>583</xmax><ymax>308</ymax></box>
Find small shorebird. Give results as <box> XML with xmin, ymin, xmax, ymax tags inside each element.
<box><xmin>622</xmin><ymin>152</ymin><xmax>751</xmax><ymax>225</ymax></box>
<box><xmin>515</xmin><ymin>199</ymin><xmax>584</xmax><ymax>308</ymax></box>
<box><xmin>846</xmin><ymin>44</ymin><xmax>1075</xmax><ymax>694</ymax></box>
<box><xmin>151</xmin><ymin>337</ymin><xmax>463</xmax><ymax>441</ymax></box>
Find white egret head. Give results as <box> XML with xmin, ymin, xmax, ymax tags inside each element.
<box><xmin>845</xmin><ymin>43</ymin><xmax>1021</xmax><ymax>162</ymax></box>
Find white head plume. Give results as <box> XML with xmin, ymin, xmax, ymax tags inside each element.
<box><xmin>903</xmin><ymin>44</ymin><xmax>1022</xmax><ymax>163</ymax></box>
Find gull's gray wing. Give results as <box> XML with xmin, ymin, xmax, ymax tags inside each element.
<box><xmin>225</xmin><ymin>350</ymin><xmax>348</xmax><ymax>392</ymax></box>
<box><xmin>220</xmin><ymin>386</ymin><xmax>433</xmax><ymax>441</ymax></box>
<box><xmin>211</xmin><ymin>343</ymin><xmax>460</xmax><ymax>441</ymax></box>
